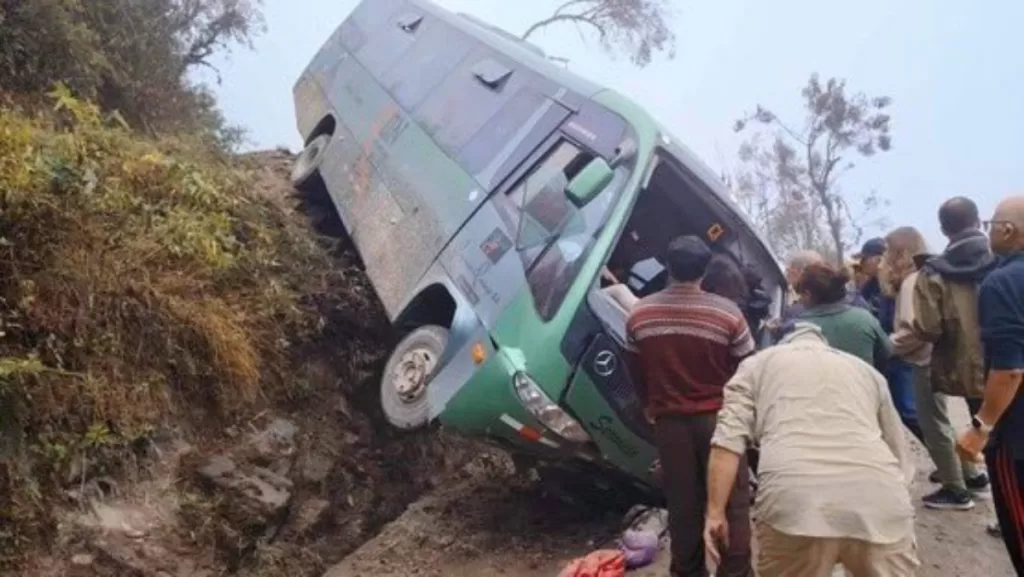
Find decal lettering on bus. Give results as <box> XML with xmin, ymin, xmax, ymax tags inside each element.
<box><xmin>589</xmin><ymin>414</ymin><xmax>638</xmax><ymax>457</ymax></box>
<box><xmin>565</xmin><ymin>121</ymin><xmax>597</xmax><ymax>143</ymax></box>
<box><xmin>476</xmin><ymin>276</ymin><xmax>502</xmax><ymax>305</ymax></box>
<box><xmin>454</xmin><ymin>274</ymin><xmax>480</xmax><ymax>305</ymax></box>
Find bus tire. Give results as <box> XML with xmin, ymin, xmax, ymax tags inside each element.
<box><xmin>291</xmin><ymin>133</ymin><xmax>331</xmax><ymax>195</ymax></box>
<box><xmin>380</xmin><ymin>325</ymin><xmax>449</xmax><ymax>431</ymax></box>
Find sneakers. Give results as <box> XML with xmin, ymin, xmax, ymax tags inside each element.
<box><xmin>927</xmin><ymin>470</ymin><xmax>990</xmax><ymax>493</ymax></box>
<box><xmin>923</xmin><ymin>487</ymin><xmax>975</xmax><ymax>510</ymax></box>
<box><xmin>965</xmin><ymin>472</ymin><xmax>991</xmax><ymax>493</ymax></box>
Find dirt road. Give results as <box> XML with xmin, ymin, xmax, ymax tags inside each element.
<box><xmin>325</xmin><ymin>401</ymin><xmax>1015</xmax><ymax>577</ymax></box>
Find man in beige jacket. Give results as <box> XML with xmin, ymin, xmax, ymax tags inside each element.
<box><xmin>886</xmin><ymin>227</ymin><xmax>984</xmax><ymax>510</ymax></box>
<box><xmin>704</xmin><ymin>323</ymin><xmax>917</xmax><ymax>577</ymax></box>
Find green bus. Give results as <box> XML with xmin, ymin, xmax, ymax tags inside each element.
<box><xmin>291</xmin><ymin>0</ymin><xmax>785</xmax><ymax>502</ymax></box>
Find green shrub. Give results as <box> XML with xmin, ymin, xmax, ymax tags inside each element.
<box><xmin>0</xmin><ymin>91</ymin><xmax>359</xmax><ymax>566</ymax></box>
<box><xmin>0</xmin><ymin>0</ymin><xmax>263</xmax><ymax>148</ymax></box>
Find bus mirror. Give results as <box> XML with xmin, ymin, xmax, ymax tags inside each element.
<box><xmin>565</xmin><ymin>158</ymin><xmax>613</xmax><ymax>208</ymax></box>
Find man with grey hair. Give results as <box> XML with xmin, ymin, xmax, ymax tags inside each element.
<box><xmin>786</xmin><ymin>250</ymin><xmax>826</xmax><ymax>290</ymax></box>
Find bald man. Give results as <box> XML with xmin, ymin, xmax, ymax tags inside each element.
<box><xmin>957</xmin><ymin>195</ymin><xmax>1024</xmax><ymax>574</ymax></box>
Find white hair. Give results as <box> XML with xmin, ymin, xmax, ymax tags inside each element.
<box><xmin>788</xmin><ymin>250</ymin><xmax>825</xmax><ymax>271</ymax></box>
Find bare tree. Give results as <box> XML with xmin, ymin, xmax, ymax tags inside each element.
<box><xmin>174</xmin><ymin>0</ymin><xmax>266</xmax><ymax>74</ymax></box>
<box><xmin>732</xmin><ymin>74</ymin><xmax>893</xmax><ymax>264</ymax></box>
<box><xmin>522</xmin><ymin>0</ymin><xmax>676</xmax><ymax>68</ymax></box>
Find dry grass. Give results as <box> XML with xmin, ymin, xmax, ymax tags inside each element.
<box><xmin>0</xmin><ymin>90</ymin><xmax>379</xmax><ymax>566</ymax></box>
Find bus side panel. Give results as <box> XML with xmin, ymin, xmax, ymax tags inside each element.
<box><xmin>321</xmin><ymin>54</ymin><xmax>480</xmax><ymax>316</ymax></box>
<box><xmin>337</xmin><ymin>0</ymin><xmax>404</xmax><ymax>55</ymax></box>
<box><xmin>381</xmin><ymin>14</ymin><xmax>475</xmax><ymax>112</ymax></box>
<box><xmin>438</xmin><ymin>200</ymin><xmax>527</xmax><ymax>330</ymax></box>
<box><xmin>436</xmin><ymin>93</ymin><xmax>578</xmax><ymax>330</ymax></box>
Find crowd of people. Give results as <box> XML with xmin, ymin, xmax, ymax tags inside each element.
<box><xmin>621</xmin><ymin>195</ymin><xmax>1024</xmax><ymax>576</ymax></box>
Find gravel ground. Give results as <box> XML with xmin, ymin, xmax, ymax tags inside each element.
<box><xmin>324</xmin><ymin>399</ymin><xmax>1015</xmax><ymax>577</ymax></box>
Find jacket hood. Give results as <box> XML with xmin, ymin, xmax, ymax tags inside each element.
<box><xmin>924</xmin><ymin>229</ymin><xmax>997</xmax><ymax>282</ymax></box>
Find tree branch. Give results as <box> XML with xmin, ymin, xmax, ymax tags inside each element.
<box><xmin>555</xmin><ymin>0</ymin><xmax>592</xmax><ymax>17</ymax></box>
<box><xmin>770</xmin><ymin>116</ymin><xmax>808</xmax><ymax>147</ymax></box>
<box><xmin>522</xmin><ymin>13</ymin><xmax>606</xmax><ymax>40</ymax></box>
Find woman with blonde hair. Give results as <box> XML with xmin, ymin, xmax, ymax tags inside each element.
<box><xmin>884</xmin><ymin>226</ymin><xmax>985</xmax><ymax>510</ymax></box>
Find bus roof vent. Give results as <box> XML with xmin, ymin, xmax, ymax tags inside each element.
<box><xmin>472</xmin><ymin>58</ymin><xmax>513</xmax><ymax>90</ymax></box>
<box><xmin>457</xmin><ymin>12</ymin><xmax>547</xmax><ymax>58</ymax></box>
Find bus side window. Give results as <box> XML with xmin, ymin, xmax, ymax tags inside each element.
<box><xmin>505</xmin><ymin>140</ymin><xmax>592</xmax><ymax>251</ymax></box>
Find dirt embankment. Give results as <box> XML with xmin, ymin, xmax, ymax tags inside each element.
<box><xmin>0</xmin><ymin>95</ymin><xmax>479</xmax><ymax>577</ymax></box>
<box><xmin>12</xmin><ymin>146</ymin><xmax>484</xmax><ymax>576</ymax></box>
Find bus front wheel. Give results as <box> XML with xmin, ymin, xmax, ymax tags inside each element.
<box><xmin>380</xmin><ymin>325</ymin><xmax>449</xmax><ymax>430</ymax></box>
<box><xmin>291</xmin><ymin>133</ymin><xmax>331</xmax><ymax>194</ymax></box>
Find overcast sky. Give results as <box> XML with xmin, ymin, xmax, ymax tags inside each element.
<box><xmin>210</xmin><ymin>0</ymin><xmax>1024</xmax><ymax>249</ymax></box>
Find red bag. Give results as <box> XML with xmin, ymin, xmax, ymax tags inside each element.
<box><xmin>558</xmin><ymin>550</ymin><xmax>626</xmax><ymax>577</ymax></box>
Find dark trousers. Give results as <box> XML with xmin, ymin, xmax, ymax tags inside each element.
<box><xmin>886</xmin><ymin>359</ymin><xmax>926</xmax><ymax>443</ymax></box>
<box><xmin>986</xmin><ymin>437</ymin><xmax>1024</xmax><ymax>575</ymax></box>
<box><xmin>654</xmin><ymin>414</ymin><xmax>752</xmax><ymax>577</ymax></box>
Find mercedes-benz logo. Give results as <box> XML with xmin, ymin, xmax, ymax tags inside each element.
<box><xmin>593</xmin><ymin>350</ymin><xmax>618</xmax><ymax>377</ymax></box>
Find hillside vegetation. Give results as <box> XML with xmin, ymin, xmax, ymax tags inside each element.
<box><xmin>0</xmin><ymin>0</ymin><xmax>262</xmax><ymax>146</ymax></box>
<box><xmin>0</xmin><ymin>90</ymin><xmax>397</xmax><ymax>570</ymax></box>
<box><xmin>0</xmin><ymin>3</ymin><xmax>482</xmax><ymax>574</ymax></box>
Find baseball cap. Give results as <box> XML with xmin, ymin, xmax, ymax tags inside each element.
<box><xmin>859</xmin><ymin>238</ymin><xmax>886</xmax><ymax>258</ymax></box>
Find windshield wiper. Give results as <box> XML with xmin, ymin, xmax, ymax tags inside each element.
<box><xmin>524</xmin><ymin>229</ymin><xmax>564</xmax><ymax>274</ymax></box>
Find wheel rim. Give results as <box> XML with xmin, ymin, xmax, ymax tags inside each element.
<box><xmin>292</xmin><ymin>140</ymin><xmax>324</xmax><ymax>183</ymax></box>
<box><xmin>392</xmin><ymin>346</ymin><xmax>437</xmax><ymax>403</ymax></box>
<box><xmin>304</xmin><ymin>142</ymin><xmax>321</xmax><ymax>164</ymax></box>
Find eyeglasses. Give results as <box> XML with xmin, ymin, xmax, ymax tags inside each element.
<box><xmin>982</xmin><ymin>220</ymin><xmax>1015</xmax><ymax>232</ymax></box>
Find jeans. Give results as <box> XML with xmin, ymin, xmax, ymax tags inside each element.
<box><xmin>886</xmin><ymin>360</ymin><xmax>925</xmax><ymax>444</ymax></box>
<box><xmin>911</xmin><ymin>366</ymin><xmax>980</xmax><ymax>490</ymax></box>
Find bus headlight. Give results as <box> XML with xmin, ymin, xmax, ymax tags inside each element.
<box><xmin>512</xmin><ymin>372</ymin><xmax>591</xmax><ymax>443</ymax></box>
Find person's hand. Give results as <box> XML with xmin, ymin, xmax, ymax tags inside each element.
<box><xmin>644</xmin><ymin>408</ymin><xmax>656</xmax><ymax>425</ymax></box>
<box><xmin>703</xmin><ymin>511</ymin><xmax>729</xmax><ymax>566</ymax></box>
<box><xmin>600</xmin><ymin>267</ymin><xmax>619</xmax><ymax>285</ymax></box>
<box><xmin>956</xmin><ymin>427</ymin><xmax>988</xmax><ymax>463</ymax></box>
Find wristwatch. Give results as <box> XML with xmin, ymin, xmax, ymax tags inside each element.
<box><xmin>971</xmin><ymin>414</ymin><xmax>994</xmax><ymax>435</ymax></box>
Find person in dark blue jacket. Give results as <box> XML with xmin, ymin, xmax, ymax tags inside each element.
<box><xmin>859</xmin><ymin>237</ymin><xmax>925</xmax><ymax>444</ymax></box>
<box><xmin>857</xmin><ymin>238</ymin><xmax>887</xmax><ymax>318</ymax></box>
<box><xmin>957</xmin><ymin>196</ymin><xmax>1024</xmax><ymax>574</ymax></box>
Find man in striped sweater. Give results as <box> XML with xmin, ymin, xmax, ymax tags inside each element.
<box><xmin>625</xmin><ymin>235</ymin><xmax>755</xmax><ymax>577</ymax></box>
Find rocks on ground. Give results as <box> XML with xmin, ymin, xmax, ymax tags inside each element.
<box><xmin>30</xmin><ymin>398</ymin><xmax>476</xmax><ymax>577</ymax></box>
